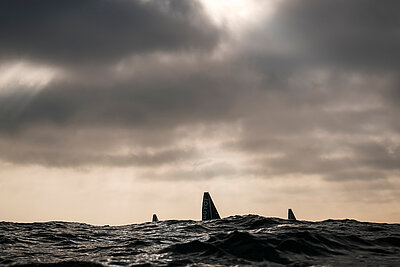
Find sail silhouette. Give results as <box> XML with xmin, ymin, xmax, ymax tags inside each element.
<box><xmin>152</xmin><ymin>214</ymin><xmax>158</xmax><ymax>222</ymax></box>
<box><xmin>288</xmin><ymin>209</ymin><xmax>297</xmax><ymax>220</ymax></box>
<box><xmin>202</xmin><ymin>192</ymin><xmax>220</xmax><ymax>220</ymax></box>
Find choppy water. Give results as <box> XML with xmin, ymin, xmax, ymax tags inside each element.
<box><xmin>1</xmin><ymin>215</ymin><xmax>400</xmax><ymax>266</ymax></box>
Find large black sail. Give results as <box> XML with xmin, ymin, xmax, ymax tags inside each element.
<box><xmin>202</xmin><ymin>192</ymin><xmax>220</xmax><ymax>220</ymax></box>
<box><xmin>288</xmin><ymin>209</ymin><xmax>297</xmax><ymax>220</ymax></box>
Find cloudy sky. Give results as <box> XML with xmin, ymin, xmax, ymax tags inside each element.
<box><xmin>1</xmin><ymin>0</ymin><xmax>399</xmax><ymax>225</ymax></box>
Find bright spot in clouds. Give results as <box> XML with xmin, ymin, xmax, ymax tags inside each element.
<box><xmin>200</xmin><ymin>0</ymin><xmax>276</xmax><ymax>31</ymax></box>
<box><xmin>0</xmin><ymin>61</ymin><xmax>61</xmax><ymax>94</ymax></box>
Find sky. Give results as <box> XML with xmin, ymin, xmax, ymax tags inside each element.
<box><xmin>1</xmin><ymin>0</ymin><xmax>399</xmax><ymax>225</ymax></box>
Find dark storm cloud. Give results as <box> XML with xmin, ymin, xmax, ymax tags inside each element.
<box><xmin>244</xmin><ymin>0</ymin><xmax>400</xmax><ymax>77</ymax></box>
<box><xmin>277</xmin><ymin>0</ymin><xmax>400</xmax><ymax>69</ymax></box>
<box><xmin>0</xmin><ymin>0</ymin><xmax>399</xmax><ymax>184</ymax></box>
<box><xmin>225</xmin><ymin>0</ymin><xmax>400</xmax><ymax>182</ymax></box>
<box><xmin>222</xmin><ymin>70</ymin><xmax>400</xmax><ymax>181</ymax></box>
<box><xmin>0</xmin><ymin>0</ymin><xmax>220</xmax><ymax>64</ymax></box>
<box><xmin>0</xmin><ymin>58</ymin><xmax>249</xmax><ymax>132</ymax></box>
<box><xmin>0</xmin><ymin>55</ymin><xmax>254</xmax><ymax>167</ymax></box>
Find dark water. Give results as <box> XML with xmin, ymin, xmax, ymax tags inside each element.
<box><xmin>1</xmin><ymin>215</ymin><xmax>400</xmax><ymax>266</ymax></box>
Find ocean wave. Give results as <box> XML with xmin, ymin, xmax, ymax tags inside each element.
<box><xmin>1</xmin><ymin>215</ymin><xmax>400</xmax><ymax>266</ymax></box>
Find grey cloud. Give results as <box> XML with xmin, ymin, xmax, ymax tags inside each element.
<box><xmin>352</xmin><ymin>142</ymin><xmax>400</xmax><ymax>171</ymax></box>
<box><xmin>231</xmin><ymin>137</ymin><xmax>399</xmax><ymax>181</ymax></box>
<box><xmin>1</xmin><ymin>0</ymin><xmax>400</xmax><ymax>185</ymax></box>
<box><xmin>223</xmin><ymin>71</ymin><xmax>400</xmax><ymax>182</ymax></box>
<box><xmin>0</xmin><ymin>0</ymin><xmax>220</xmax><ymax>64</ymax></box>
<box><xmin>0</xmin><ymin>57</ymin><xmax>250</xmax><ymax>133</ymax></box>
<box><xmin>0</xmin><ymin>136</ymin><xmax>195</xmax><ymax>167</ymax></box>
<box><xmin>139</xmin><ymin>161</ymin><xmax>241</xmax><ymax>181</ymax></box>
<box><xmin>0</xmin><ymin>52</ymin><xmax>255</xmax><ymax>167</ymax></box>
<box><xmin>324</xmin><ymin>171</ymin><xmax>387</xmax><ymax>182</ymax></box>
<box><xmin>244</xmin><ymin>0</ymin><xmax>400</xmax><ymax>76</ymax></box>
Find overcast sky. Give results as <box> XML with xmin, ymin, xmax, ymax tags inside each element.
<box><xmin>1</xmin><ymin>0</ymin><xmax>399</xmax><ymax>224</ymax></box>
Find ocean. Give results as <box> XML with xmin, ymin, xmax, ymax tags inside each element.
<box><xmin>1</xmin><ymin>215</ymin><xmax>400</xmax><ymax>266</ymax></box>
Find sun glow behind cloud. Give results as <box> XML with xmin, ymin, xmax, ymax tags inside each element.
<box><xmin>200</xmin><ymin>0</ymin><xmax>277</xmax><ymax>32</ymax></box>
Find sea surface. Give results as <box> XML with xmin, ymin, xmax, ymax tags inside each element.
<box><xmin>1</xmin><ymin>215</ymin><xmax>400</xmax><ymax>266</ymax></box>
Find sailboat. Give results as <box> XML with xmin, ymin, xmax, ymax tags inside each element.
<box><xmin>202</xmin><ymin>192</ymin><xmax>220</xmax><ymax>220</ymax></box>
<box><xmin>288</xmin><ymin>209</ymin><xmax>297</xmax><ymax>221</ymax></box>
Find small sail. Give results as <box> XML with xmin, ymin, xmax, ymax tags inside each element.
<box><xmin>152</xmin><ymin>214</ymin><xmax>159</xmax><ymax>222</ymax></box>
<box><xmin>288</xmin><ymin>209</ymin><xmax>297</xmax><ymax>220</ymax></box>
<box><xmin>202</xmin><ymin>192</ymin><xmax>221</xmax><ymax>220</ymax></box>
